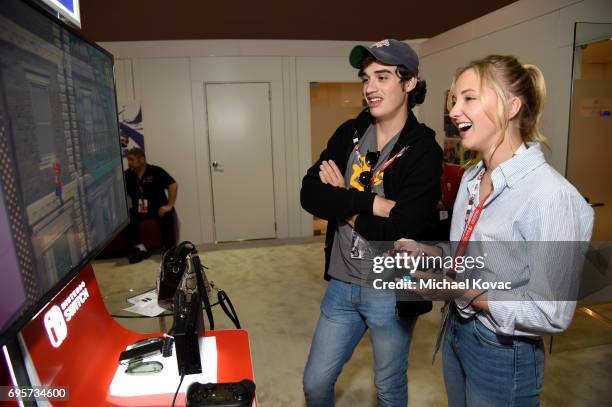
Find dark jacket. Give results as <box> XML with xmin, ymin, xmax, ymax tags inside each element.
<box><xmin>301</xmin><ymin>108</ymin><xmax>442</xmax><ymax>316</ymax></box>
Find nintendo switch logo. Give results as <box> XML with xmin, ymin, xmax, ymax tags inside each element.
<box><xmin>44</xmin><ymin>305</ymin><xmax>68</xmax><ymax>348</ymax></box>
<box><xmin>42</xmin><ymin>281</ymin><xmax>89</xmax><ymax>348</ymax></box>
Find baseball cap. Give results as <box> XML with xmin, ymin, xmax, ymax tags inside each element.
<box><xmin>349</xmin><ymin>39</ymin><xmax>419</xmax><ymax>74</ymax></box>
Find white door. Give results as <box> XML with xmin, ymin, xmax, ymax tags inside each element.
<box><xmin>205</xmin><ymin>82</ymin><xmax>276</xmax><ymax>242</ymax></box>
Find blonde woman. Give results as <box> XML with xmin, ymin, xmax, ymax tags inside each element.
<box><xmin>398</xmin><ymin>55</ymin><xmax>593</xmax><ymax>406</ymax></box>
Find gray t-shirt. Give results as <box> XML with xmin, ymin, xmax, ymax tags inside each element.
<box><xmin>328</xmin><ymin>124</ymin><xmax>400</xmax><ymax>286</ymax></box>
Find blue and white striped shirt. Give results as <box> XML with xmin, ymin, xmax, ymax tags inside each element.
<box><xmin>450</xmin><ymin>142</ymin><xmax>594</xmax><ymax>336</ymax></box>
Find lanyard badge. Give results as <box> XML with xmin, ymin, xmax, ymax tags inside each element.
<box><xmin>138</xmin><ymin>198</ymin><xmax>149</xmax><ymax>214</ymax></box>
<box><xmin>450</xmin><ymin>169</ymin><xmax>489</xmax><ymax>277</ymax></box>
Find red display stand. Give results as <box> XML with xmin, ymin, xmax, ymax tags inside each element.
<box><xmin>19</xmin><ymin>264</ymin><xmax>255</xmax><ymax>406</ymax></box>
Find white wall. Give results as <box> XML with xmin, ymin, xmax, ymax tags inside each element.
<box><xmin>103</xmin><ymin>40</ymin><xmax>412</xmax><ymax>243</ymax></box>
<box><xmin>137</xmin><ymin>58</ymin><xmax>202</xmax><ymax>243</ymax></box>
<box><xmin>417</xmin><ymin>0</ymin><xmax>612</xmax><ymax>173</ymax></box>
<box><xmin>102</xmin><ymin>0</ymin><xmax>612</xmax><ymax>243</ymax></box>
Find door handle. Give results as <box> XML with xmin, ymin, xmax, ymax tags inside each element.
<box><xmin>211</xmin><ymin>161</ymin><xmax>223</xmax><ymax>172</ymax></box>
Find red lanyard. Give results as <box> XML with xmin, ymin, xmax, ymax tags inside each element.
<box><xmin>374</xmin><ymin>147</ymin><xmax>407</xmax><ymax>180</ymax></box>
<box><xmin>137</xmin><ymin>173</ymin><xmax>147</xmax><ymax>193</ymax></box>
<box><xmin>450</xmin><ymin>169</ymin><xmax>489</xmax><ymax>276</ymax></box>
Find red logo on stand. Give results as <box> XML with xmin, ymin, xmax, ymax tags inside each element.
<box><xmin>21</xmin><ymin>265</ymin><xmax>150</xmax><ymax>405</ymax></box>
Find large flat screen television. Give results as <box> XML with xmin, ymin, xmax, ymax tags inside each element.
<box><xmin>0</xmin><ymin>0</ymin><xmax>128</xmax><ymax>345</ymax></box>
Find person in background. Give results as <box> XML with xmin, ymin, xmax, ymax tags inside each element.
<box><xmin>124</xmin><ymin>148</ymin><xmax>178</xmax><ymax>263</ymax></box>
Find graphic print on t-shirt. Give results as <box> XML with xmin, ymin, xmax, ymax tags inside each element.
<box><xmin>349</xmin><ymin>155</ymin><xmax>383</xmax><ymax>191</ymax></box>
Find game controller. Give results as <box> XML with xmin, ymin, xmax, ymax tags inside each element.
<box><xmin>186</xmin><ymin>379</ymin><xmax>255</xmax><ymax>406</ymax></box>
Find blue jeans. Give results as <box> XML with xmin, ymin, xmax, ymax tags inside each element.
<box><xmin>303</xmin><ymin>278</ymin><xmax>417</xmax><ymax>407</ymax></box>
<box><xmin>443</xmin><ymin>310</ymin><xmax>545</xmax><ymax>407</ymax></box>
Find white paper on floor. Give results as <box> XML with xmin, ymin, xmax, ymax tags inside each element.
<box><xmin>123</xmin><ymin>288</ymin><xmax>166</xmax><ymax>317</ymax></box>
<box><xmin>127</xmin><ymin>288</ymin><xmax>158</xmax><ymax>305</ymax></box>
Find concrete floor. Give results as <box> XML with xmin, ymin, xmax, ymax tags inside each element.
<box><xmin>93</xmin><ymin>237</ymin><xmax>612</xmax><ymax>406</ymax></box>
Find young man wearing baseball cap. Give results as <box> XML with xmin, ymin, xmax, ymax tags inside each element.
<box><xmin>300</xmin><ymin>39</ymin><xmax>442</xmax><ymax>406</ymax></box>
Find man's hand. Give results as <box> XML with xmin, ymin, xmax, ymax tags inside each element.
<box><xmin>400</xmin><ymin>271</ymin><xmax>487</xmax><ymax>310</ymax></box>
<box><xmin>319</xmin><ymin>160</ymin><xmax>345</xmax><ymax>188</ymax></box>
<box><xmin>394</xmin><ymin>239</ymin><xmax>443</xmax><ymax>257</ymax></box>
<box><xmin>158</xmin><ymin>205</ymin><xmax>173</xmax><ymax>217</ymax></box>
<box><xmin>400</xmin><ymin>271</ymin><xmax>461</xmax><ymax>301</ymax></box>
<box><xmin>373</xmin><ymin>196</ymin><xmax>396</xmax><ymax>218</ymax></box>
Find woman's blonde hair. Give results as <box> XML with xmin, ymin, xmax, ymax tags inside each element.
<box><xmin>447</xmin><ymin>55</ymin><xmax>548</xmax><ymax>147</ymax></box>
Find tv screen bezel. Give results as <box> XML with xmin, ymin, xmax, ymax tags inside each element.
<box><xmin>0</xmin><ymin>0</ymin><xmax>130</xmax><ymax>346</ymax></box>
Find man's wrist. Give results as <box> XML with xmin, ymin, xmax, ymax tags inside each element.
<box><xmin>373</xmin><ymin>196</ymin><xmax>395</xmax><ymax>218</ymax></box>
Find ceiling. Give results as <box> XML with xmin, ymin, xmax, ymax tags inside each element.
<box><xmin>79</xmin><ymin>0</ymin><xmax>519</xmax><ymax>43</ymax></box>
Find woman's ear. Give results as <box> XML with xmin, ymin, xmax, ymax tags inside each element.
<box><xmin>403</xmin><ymin>76</ymin><xmax>417</xmax><ymax>93</ymax></box>
<box><xmin>508</xmin><ymin>96</ymin><xmax>522</xmax><ymax>120</ymax></box>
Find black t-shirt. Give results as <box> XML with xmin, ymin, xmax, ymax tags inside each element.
<box><xmin>124</xmin><ymin>164</ymin><xmax>176</xmax><ymax>216</ymax></box>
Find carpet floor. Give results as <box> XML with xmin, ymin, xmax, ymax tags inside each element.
<box><xmin>93</xmin><ymin>237</ymin><xmax>612</xmax><ymax>406</ymax></box>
